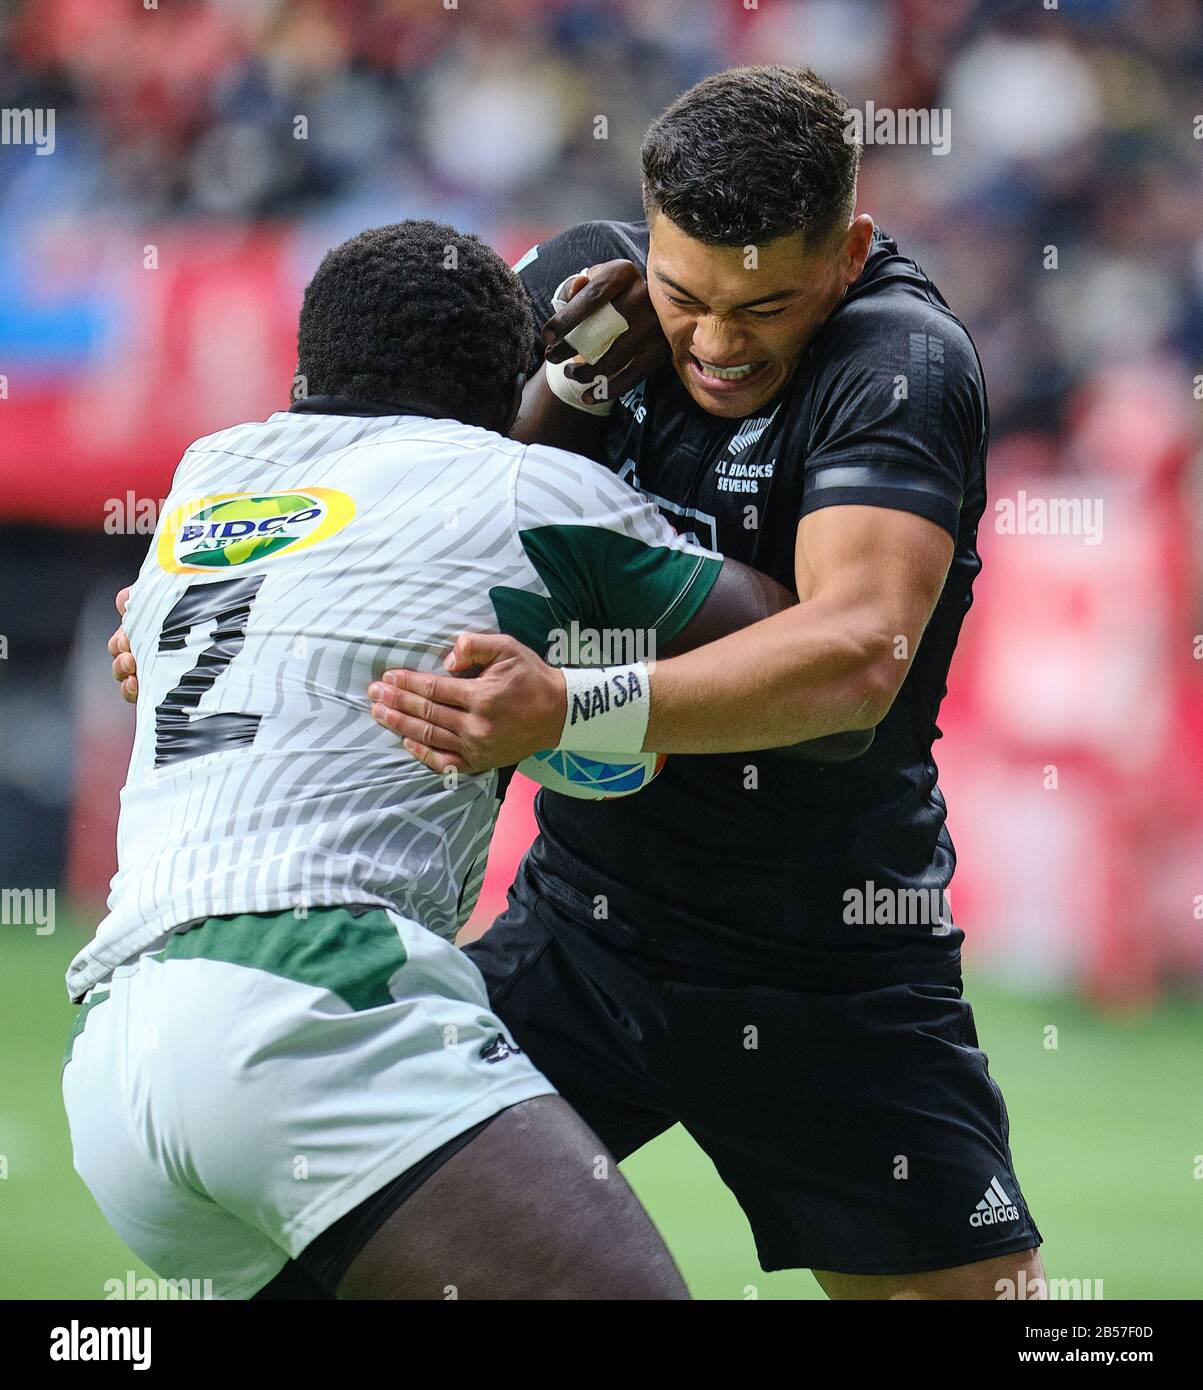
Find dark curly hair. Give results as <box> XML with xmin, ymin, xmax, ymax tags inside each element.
<box><xmin>297</xmin><ymin>221</ymin><xmax>534</xmax><ymax>427</ymax></box>
<box><xmin>641</xmin><ymin>65</ymin><xmax>860</xmax><ymax>249</ymax></box>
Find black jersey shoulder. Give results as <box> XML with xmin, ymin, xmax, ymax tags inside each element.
<box><xmin>808</xmin><ymin>229</ymin><xmax>985</xmax><ymax>409</ymax></box>
<box><xmin>514</xmin><ymin>220</ymin><xmax>651</xmax><ymax>369</ymax></box>
<box><xmin>790</xmin><ymin>230</ymin><xmax>988</xmax><ymax>541</ymax></box>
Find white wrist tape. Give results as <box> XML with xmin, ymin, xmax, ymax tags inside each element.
<box><xmin>558</xmin><ymin>664</ymin><xmax>650</xmax><ymax>754</ymax></box>
<box><xmin>543</xmin><ymin>269</ymin><xmax>629</xmax><ymax>415</ymax></box>
<box><xmin>552</xmin><ymin>271</ymin><xmax>629</xmax><ymax>363</ymax></box>
<box><xmin>545</xmin><ymin>357</ymin><xmax>616</xmax><ymax>415</ymax></box>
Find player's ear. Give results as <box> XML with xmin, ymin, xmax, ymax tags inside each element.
<box><xmin>842</xmin><ymin>214</ymin><xmax>875</xmax><ymax>283</ymax></box>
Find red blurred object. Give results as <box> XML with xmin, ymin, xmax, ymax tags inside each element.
<box><xmin>0</xmin><ymin>226</ymin><xmax>300</xmax><ymax>528</ymax></box>
<box><xmin>460</xmin><ymin>776</ymin><xmax>538</xmax><ymax>945</ymax></box>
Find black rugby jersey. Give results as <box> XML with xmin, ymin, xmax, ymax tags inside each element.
<box><xmin>513</xmin><ymin>220</ymin><xmax>988</xmax><ymax>988</ymax></box>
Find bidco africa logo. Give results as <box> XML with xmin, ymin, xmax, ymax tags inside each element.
<box><xmin>157</xmin><ymin>489</ymin><xmax>355</xmax><ymax>573</ymax></box>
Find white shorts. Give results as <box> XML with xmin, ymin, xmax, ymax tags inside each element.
<box><xmin>62</xmin><ymin>905</ymin><xmax>555</xmax><ymax>1299</ymax></box>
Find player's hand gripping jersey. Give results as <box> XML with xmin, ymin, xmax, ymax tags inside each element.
<box><xmin>67</xmin><ymin>407</ymin><xmax>719</xmax><ymax>1001</ymax></box>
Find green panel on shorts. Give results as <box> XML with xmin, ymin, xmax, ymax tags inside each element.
<box><xmin>154</xmin><ymin>906</ymin><xmax>408</xmax><ymax>1012</ymax></box>
<box><xmin>63</xmin><ymin>987</ymin><xmax>111</xmax><ymax>1070</ymax></box>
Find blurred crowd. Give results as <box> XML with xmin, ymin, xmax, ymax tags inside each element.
<box><xmin>1</xmin><ymin>0</ymin><xmax>1201</xmax><ymax>996</ymax></box>
<box><xmin>1</xmin><ymin>0</ymin><xmax>1201</xmax><ymax>434</ymax></box>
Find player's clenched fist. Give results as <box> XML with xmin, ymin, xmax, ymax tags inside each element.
<box><xmin>368</xmin><ymin>634</ymin><xmax>567</xmax><ymax>776</ymax></box>
<box><xmin>542</xmin><ymin>259</ymin><xmax>669</xmax><ymax>407</ymax></box>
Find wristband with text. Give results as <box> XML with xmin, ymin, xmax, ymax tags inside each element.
<box><xmin>557</xmin><ymin>663</ymin><xmax>651</xmax><ymax>754</ymax></box>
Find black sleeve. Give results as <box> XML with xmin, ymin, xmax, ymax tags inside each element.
<box><xmin>512</xmin><ymin>220</ymin><xmax>650</xmax><ymax>377</ymax></box>
<box><xmin>799</xmin><ymin>299</ymin><xmax>985</xmax><ymax>541</ymax></box>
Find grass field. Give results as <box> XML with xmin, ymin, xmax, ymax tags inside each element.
<box><xmin>3</xmin><ymin>914</ymin><xmax>1200</xmax><ymax>1300</ymax></box>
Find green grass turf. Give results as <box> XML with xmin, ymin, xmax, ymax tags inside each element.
<box><xmin>3</xmin><ymin>913</ymin><xmax>1200</xmax><ymax>1299</ymax></box>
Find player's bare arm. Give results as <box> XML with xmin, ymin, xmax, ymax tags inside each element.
<box><xmin>367</xmin><ymin>503</ymin><xmax>951</xmax><ymax>773</ymax></box>
<box><xmin>642</xmin><ymin>504</ymin><xmax>953</xmax><ymax>751</ymax></box>
<box><xmin>109</xmin><ymin>551</ymin><xmax>874</xmax><ymax>763</ymax></box>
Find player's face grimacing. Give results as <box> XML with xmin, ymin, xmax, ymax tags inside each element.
<box><xmin>646</xmin><ymin>211</ymin><xmax>872</xmax><ymax>418</ymax></box>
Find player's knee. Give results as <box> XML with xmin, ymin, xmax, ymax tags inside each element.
<box><xmin>992</xmin><ymin>1248</ymin><xmax>1048</xmax><ymax>1300</ymax></box>
<box><xmin>816</xmin><ymin>1247</ymin><xmax>1046</xmax><ymax>1301</ymax></box>
<box><xmin>949</xmin><ymin>1247</ymin><xmax>1048</xmax><ymax>1301</ymax></box>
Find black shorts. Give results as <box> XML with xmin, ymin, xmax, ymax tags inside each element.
<box><xmin>463</xmin><ymin>861</ymin><xmax>1042</xmax><ymax>1277</ymax></box>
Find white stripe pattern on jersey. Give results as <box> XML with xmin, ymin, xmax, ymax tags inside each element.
<box><xmin>69</xmin><ymin>413</ymin><xmax>533</xmax><ymax>998</ymax></box>
<box><xmin>67</xmin><ymin>412</ymin><xmax>716</xmax><ymax>1001</ymax></box>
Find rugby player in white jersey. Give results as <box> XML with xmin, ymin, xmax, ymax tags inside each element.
<box><xmin>70</xmin><ymin>220</ymin><xmax>824</xmax><ymax>1300</ymax></box>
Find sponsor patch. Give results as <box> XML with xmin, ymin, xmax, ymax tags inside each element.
<box><xmin>157</xmin><ymin>489</ymin><xmax>355</xmax><ymax>573</ymax></box>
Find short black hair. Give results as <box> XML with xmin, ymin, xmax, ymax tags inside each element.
<box><xmin>640</xmin><ymin>65</ymin><xmax>859</xmax><ymax>249</ymax></box>
<box><xmin>296</xmin><ymin>220</ymin><xmax>534</xmax><ymax>427</ymax></box>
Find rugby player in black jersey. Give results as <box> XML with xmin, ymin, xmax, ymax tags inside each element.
<box><xmin>370</xmin><ymin>65</ymin><xmax>1045</xmax><ymax>1299</ymax></box>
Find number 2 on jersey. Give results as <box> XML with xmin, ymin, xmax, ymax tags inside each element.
<box><xmin>154</xmin><ymin>575</ymin><xmax>264</xmax><ymax>768</ymax></box>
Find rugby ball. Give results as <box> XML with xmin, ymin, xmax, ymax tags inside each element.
<box><xmin>517</xmin><ymin>748</ymin><xmax>666</xmax><ymax>800</ymax></box>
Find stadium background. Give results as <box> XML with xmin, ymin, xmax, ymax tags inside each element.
<box><xmin>1</xmin><ymin>0</ymin><xmax>1201</xmax><ymax>1299</ymax></box>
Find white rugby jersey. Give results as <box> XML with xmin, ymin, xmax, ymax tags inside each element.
<box><xmin>67</xmin><ymin>408</ymin><xmax>721</xmax><ymax>1000</ymax></box>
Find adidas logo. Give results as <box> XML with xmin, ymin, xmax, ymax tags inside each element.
<box><xmin>620</xmin><ymin>381</ymin><xmax>647</xmax><ymax>423</ymax></box>
<box><xmin>479</xmin><ymin>1032</ymin><xmax>522</xmax><ymax>1065</ymax></box>
<box><xmin>969</xmin><ymin>1176</ymin><xmax>1020</xmax><ymax>1227</ymax></box>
